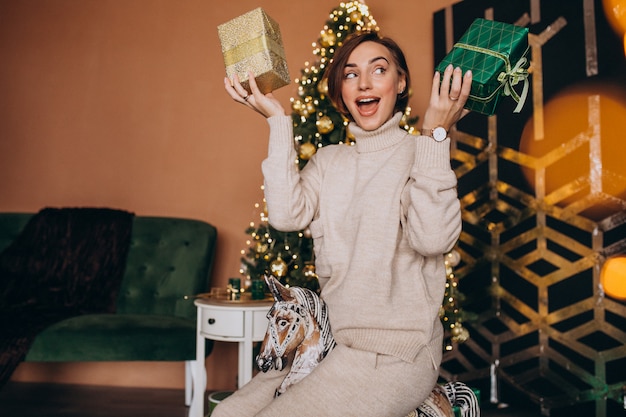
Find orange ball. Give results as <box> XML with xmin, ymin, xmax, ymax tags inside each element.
<box><xmin>602</xmin><ymin>0</ymin><xmax>626</xmax><ymax>35</ymax></box>
<box><xmin>519</xmin><ymin>79</ymin><xmax>626</xmax><ymax>220</ymax></box>
<box><xmin>600</xmin><ymin>256</ymin><xmax>626</xmax><ymax>300</ymax></box>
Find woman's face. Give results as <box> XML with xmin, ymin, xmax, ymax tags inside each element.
<box><xmin>341</xmin><ymin>41</ymin><xmax>406</xmax><ymax>131</ymax></box>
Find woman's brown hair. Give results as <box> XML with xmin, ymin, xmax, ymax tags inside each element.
<box><xmin>325</xmin><ymin>31</ymin><xmax>411</xmax><ymax>120</ymax></box>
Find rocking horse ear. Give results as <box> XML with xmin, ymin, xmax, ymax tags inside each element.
<box><xmin>264</xmin><ymin>274</ymin><xmax>294</xmax><ymax>302</ymax></box>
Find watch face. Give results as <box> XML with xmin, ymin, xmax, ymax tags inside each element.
<box><xmin>433</xmin><ymin>126</ymin><xmax>447</xmax><ymax>141</ymax></box>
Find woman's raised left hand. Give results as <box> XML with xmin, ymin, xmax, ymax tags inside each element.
<box><xmin>223</xmin><ymin>71</ymin><xmax>287</xmax><ymax>119</ymax></box>
<box><xmin>421</xmin><ymin>64</ymin><xmax>472</xmax><ymax>132</ymax></box>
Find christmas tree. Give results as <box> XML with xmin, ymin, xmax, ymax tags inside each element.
<box><xmin>440</xmin><ymin>250</ymin><xmax>473</xmax><ymax>350</ymax></box>
<box><xmin>240</xmin><ymin>196</ymin><xmax>318</xmax><ymax>292</ymax></box>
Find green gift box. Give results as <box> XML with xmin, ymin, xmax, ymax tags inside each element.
<box><xmin>436</xmin><ymin>18</ymin><xmax>530</xmax><ymax>115</ymax></box>
<box><xmin>218</xmin><ymin>8</ymin><xmax>290</xmax><ymax>94</ymax></box>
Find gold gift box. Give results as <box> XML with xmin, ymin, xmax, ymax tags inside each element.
<box><xmin>218</xmin><ymin>8</ymin><xmax>290</xmax><ymax>94</ymax></box>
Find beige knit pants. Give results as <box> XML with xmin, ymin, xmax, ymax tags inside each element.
<box><xmin>212</xmin><ymin>338</ymin><xmax>441</xmax><ymax>417</ymax></box>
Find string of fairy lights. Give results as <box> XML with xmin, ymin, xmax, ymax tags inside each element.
<box><xmin>441</xmin><ymin>250</ymin><xmax>470</xmax><ymax>350</ymax></box>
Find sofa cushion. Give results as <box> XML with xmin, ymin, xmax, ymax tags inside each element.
<box><xmin>116</xmin><ymin>217</ymin><xmax>217</xmax><ymax>320</ymax></box>
<box><xmin>0</xmin><ymin>214</ymin><xmax>32</xmax><ymax>254</ymax></box>
<box><xmin>25</xmin><ymin>314</ymin><xmax>203</xmax><ymax>362</ymax></box>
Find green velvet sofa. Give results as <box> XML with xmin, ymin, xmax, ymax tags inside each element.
<box><xmin>0</xmin><ymin>212</ymin><xmax>218</xmax><ymax>405</ymax></box>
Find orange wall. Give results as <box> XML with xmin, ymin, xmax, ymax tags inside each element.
<box><xmin>0</xmin><ymin>0</ymin><xmax>456</xmax><ymax>390</ymax></box>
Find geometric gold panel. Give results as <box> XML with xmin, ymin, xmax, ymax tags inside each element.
<box><xmin>434</xmin><ymin>1</ymin><xmax>626</xmax><ymax>416</ymax></box>
<box><xmin>442</xmin><ymin>110</ymin><xmax>626</xmax><ymax>416</ymax></box>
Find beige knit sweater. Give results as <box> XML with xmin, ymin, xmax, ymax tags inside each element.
<box><xmin>262</xmin><ymin>112</ymin><xmax>461</xmax><ymax>364</ymax></box>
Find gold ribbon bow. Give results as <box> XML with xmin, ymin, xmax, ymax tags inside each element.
<box><xmin>454</xmin><ymin>42</ymin><xmax>530</xmax><ymax>113</ymax></box>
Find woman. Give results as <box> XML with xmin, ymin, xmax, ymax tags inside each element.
<box><xmin>217</xmin><ymin>31</ymin><xmax>472</xmax><ymax>416</ymax></box>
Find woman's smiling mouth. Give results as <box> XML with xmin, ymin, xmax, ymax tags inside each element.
<box><xmin>356</xmin><ymin>96</ymin><xmax>380</xmax><ymax>116</ymax></box>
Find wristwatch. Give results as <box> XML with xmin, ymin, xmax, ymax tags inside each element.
<box><xmin>421</xmin><ymin>126</ymin><xmax>448</xmax><ymax>142</ymax></box>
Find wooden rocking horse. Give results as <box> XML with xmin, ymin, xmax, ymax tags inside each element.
<box><xmin>257</xmin><ymin>275</ymin><xmax>480</xmax><ymax>417</ymax></box>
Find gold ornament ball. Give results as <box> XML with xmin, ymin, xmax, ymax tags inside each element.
<box><xmin>451</xmin><ymin>325</ymin><xmax>470</xmax><ymax>343</ymax></box>
<box><xmin>316</xmin><ymin>115</ymin><xmax>334</xmax><ymax>134</ymax></box>
<box><xmin>292</xmin><ymin>99</ymin><xmax>304</xmax><ymax>114</ymax></box>
<box><xmin>269</xmin><ymin>257</ymin><xmax>288</xmax><ymax>277</ymax></box>
<box><xmin>317</xmin><ymin>78</ymin><xmax>329</xmax><ymax>95</ymax></box>
<box><xmin>350</xmin><ymin>10</ymin><xmax>362</xmax><ymax>22</ymax></box>
<box><xmin>303</xmin><ymin>227</ymin><xmax>312</xmax><ymax>238</ymax></box>
<box><xmin>305</xmin><ymin>101</ymin><xmax>316</xmax><ymax>116</ymax></box>
<box><xmin>256</xmin><ymin>242</ymin><xmax>268</xmax><ymax>254</ymax></box>
<box><xmin>299</xmin><ymin>142</ymin><xmax>317</xmax><ymax>160</ymax></box>
<box><xmin>320</xmin><ymin>30</ymin><xmax>337</xmax><ymax>47</ymax></box>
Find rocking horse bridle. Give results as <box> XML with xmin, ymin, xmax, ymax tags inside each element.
<box><xmin>267</xmin><ymin>302</ymin><xmax>310</xmax><ymax>358</ymax></box>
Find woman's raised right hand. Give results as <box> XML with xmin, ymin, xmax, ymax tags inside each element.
<box><xmin>223</xmin><ymin>71</ymin><xmax>287</xmax><ymax>118</ymax></box>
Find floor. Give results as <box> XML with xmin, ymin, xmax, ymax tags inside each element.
<box><xmin>0</xmin><ymin>382</ymin><xmax>192</xmax><ymax>417</ymax></box>
<box><xmin>0</xmin><ymin>382</ymin><xmax>543</xmax><ymax>417</ymax></box>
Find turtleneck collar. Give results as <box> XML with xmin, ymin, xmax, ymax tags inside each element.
<box><xmin>350</xmin><ymin>112</ymin><xmax>408</xmax><ymax>153</ymax></box>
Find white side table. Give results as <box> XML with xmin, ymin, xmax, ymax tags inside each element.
<box><xmin>189</xmin><ymin>296</ymin><xmax>273</xmax><ymax>417</ymax></box>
